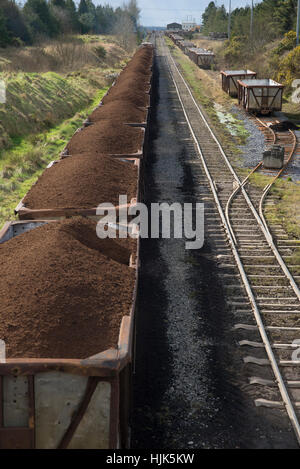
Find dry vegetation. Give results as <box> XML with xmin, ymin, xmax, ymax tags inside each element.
<box><xmin>0</xmin><ymin>34</ymin><xmax>129</xmax><ymax>73</ymax></box>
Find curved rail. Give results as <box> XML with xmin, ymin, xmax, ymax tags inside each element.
<box><xmin>256</xmin><ymin>120</ymin><xmax>297</xmax><ymax>231</ymax></box>
<box><xmin>159</xmin><ymin>35</ymin><xmax>300</xmax><ymax>444</ymax></box>
<box><xmin>225</xmin><ymin>161</ymin><xmax>262</xmax><ymax>246</ymax></box>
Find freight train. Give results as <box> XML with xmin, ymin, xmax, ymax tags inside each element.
<box><xmin>0</xmin><ymin>43</ymin><xmax>154</xmax><ymax>450</ymax></box>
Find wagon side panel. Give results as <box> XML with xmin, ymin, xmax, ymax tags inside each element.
<box><xmin>35</xmin><ymin>371</ymin><xmax>88</xmax><ymax>449</ymax></box>
<box><xmin>67</xmin><ymin>380</ymin><xmax>111</xmax><ymax>449</ymax></box>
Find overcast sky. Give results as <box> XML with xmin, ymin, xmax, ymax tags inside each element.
<box><xmin>96</xmin><ymin>0</ymin><xmax>263</xmax><ymax>27</ymax></box>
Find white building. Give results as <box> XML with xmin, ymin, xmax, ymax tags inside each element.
<box><xmin>182</xmin><ymin>21</ymin><xmax>197</xmax><ymax>31</ymax></box>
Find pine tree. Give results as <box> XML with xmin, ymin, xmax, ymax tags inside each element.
<box><xmin>78</xmin><ymin>0</ymin><xmax>88</xmax><ymax>16</ymax></box>
<box><xmin>0</xmin><ymin>8</ymin><xmax>10</xmax><ymax>46</ymax></box>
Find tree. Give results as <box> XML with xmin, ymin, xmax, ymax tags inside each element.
<box><xmin>23</xmin><ymin>0</ymin><xmax>60</xmax><ymax>37</ymax></box>
<box><xmin>113</xmin><ymin>11</ymin><xmax>136</xmax><ymax>51</ymax></box>
<box><xmin>0</xmin><ymin>7</ymin><xmax>10</xmax><ymax>47</ymax></box>
<box><xmin>202</xmin><ymin>2</ymin><xmax>217</xmax><ymax>33</ymax></box>
<box><xmin>125</xmin><ymin>0</ymin><xmax>140</xmax><ymax>29</ymax></box>
<box><xmin>78</xmin><ymin>0</ymin><xmax>88</xmax><ymax>16</ymax></box>
<box><xmin>0</xmin><ymin>0</ymin><xmax>30</xmax><ymax>44</ymax></box>
<box><xmin>65</xmin><ymin>0</ymin><xmax>80</xmax><ymax>33</ymax></box>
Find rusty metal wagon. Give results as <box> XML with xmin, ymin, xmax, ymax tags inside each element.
<box><xmin>177</xmin><ymin>40</ymin><xmax>196</xmax><ymax>53</ymax></box>
<box><xmin>238</xmin><ymin>78</ymin><xmax>284</xmax><ymax>114</ymax></box>
<box><xmin>0</xmin><ymin>219</ymin><xmax>139</xmax><ymax>449</ymax></box>
<box><xmin>221</xmin><ymin>70</ymin><xmax>257</xmax><ymax>97</ymax></box>
<box><xmin>187</xmin><ymin>47</ymin><xmax>215</xmax><ymax>69</ymax></box>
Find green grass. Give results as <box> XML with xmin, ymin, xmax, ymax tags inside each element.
<box><xmin>0</xmin><ymin>86</ymin><xmax>108</xmax><ymax>228</ymax></box>
<box><xmin>0</xmin><ymin>71</ymin><xmax>108</xmax><ymax>150</ymax></box>
<box><xmin>248</xmin><ymin>172</ymin><xmax>300</xmax><ymax>273</ymax></box>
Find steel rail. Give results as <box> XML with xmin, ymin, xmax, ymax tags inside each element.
<box><xmin>256</xmin><ymin>120</ymin><xmax>297</xmax><ymax>231</ymax></box>
<box><xmin>255</xmin><ymin>124</ymin><xmax>299</xmax><ymax>300</ymax></box>
<box><xmin>225</xmin><ymin>161</ymin><xmax>263</xmax><ymax>246</ymax></box>
<box><xmin>159</xmin><ymin>35</ymin><xmax>300</xmax><ymax>445</ymax></box>
<box><xmin>165</xmin><ymin>39</ymin><xmax>300</xmax><ymax>303</ymax></box>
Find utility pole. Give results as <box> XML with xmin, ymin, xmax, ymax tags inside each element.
<box><xmin>250</xmin><ymin>0</ymin><xmax>254</xmax><ymax>41</ymax></box>
<box><xmin>297</xmin><ymin>0</ymin><xmax>300</xmax><ymax>46</ymax></box>
<box><xmin>228</xmin><ymin>0</ymin><xmax>232</xmax><ymax>40</ymax></box>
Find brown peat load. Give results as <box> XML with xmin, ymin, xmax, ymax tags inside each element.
<box><xmin>66</xmin><ymin>120</ymin><xmax>145</xmax><ymax>156</ymax></box>
<box><xmin>102</xmin><ymin>80</ymin><xmax>150</xmax><ymax>108</ymax></box>
<box><xmin>115</xmin><ymin>46</ymin><xmax>153</xmax><ymax>81</ymax></box>
<box><xmin>0</xmin><ymin>217</ymin><xmax>138</xmax><ymax>449</ymax></box>
<box><xmin>89</xmin><ymin>100</ymin><xmax>148</xmax><ymax>126</ymax></box>
<box><xmin>21</xmin><ymin>152</ymin><xmax>138</xmax><ymax>211</ymax></box>
<box><xmin>0</xmin><ymin>217</ymin><xmax>135</xmax><ymax>359</ymax></box>
<box><xmin>116</xmin><ymin>70</ymin><xmax>151</xmax><ymax>86</ymax></box>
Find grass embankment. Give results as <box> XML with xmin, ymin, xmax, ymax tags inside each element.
<box><xmin>0</xmin><ymin>34</ymin><xmax>132</xmax><ymax>228</ymax></box>
<box><xmin>0</xmin><ymin>86</ymin><xmax>109</xmax><ymax>227</ymax></box>
<box><xmin>165</xmin><ymin>37</ymin><xmax>300</xmax><ymax>261</ymax></box>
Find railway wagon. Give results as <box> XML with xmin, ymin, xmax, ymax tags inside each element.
<box><xmin>0</xmin><ymin>220</ymin><xmax>139</xmax><ymax>449</ymax></box>
<box><xmin>238</xmin><ymin>78</ymin><xmax>284</xmax><ymax>114</ymax></box>
<box><xmin>177</xmin><ymin>40</ymin><xmax>196</xmax><ymax>53</ymax></box>
<box><xmin>170</xmin><ymin>34</ymin><xmax>184</xmax><ymax>45</ymax></box>
<box><xmin>187</xmin><ymin>47</ymin><xmax>215</xmax><ymax>69</ymax></box>
<box><xmin>221</xmin><ymin>69</ymin><xmax>257</xmax><ymax>97</ymax></box>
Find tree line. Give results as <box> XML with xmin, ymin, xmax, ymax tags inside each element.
<box><xmin>0</xmin><ymin>0</ymin><xmax>140</xmax><ymax>47</ymax></box>
<box><xmin>202</xmin><ymin>0</ymin><xmax>298</xmax><ymax>42</ymax></box>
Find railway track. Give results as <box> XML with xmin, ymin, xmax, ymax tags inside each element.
<box><xmin>157</xmin><ymin>34</ymin><xmax>300</xmax><ymax>445</ymax></box>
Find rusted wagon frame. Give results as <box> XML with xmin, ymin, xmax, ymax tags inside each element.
<box><xmin>237</xmin><ymin>79</ymin><xmax>284</xmax><ymax>114</ymax></box>
<box><xmin>221</xmin><ymin>70</ymin><xmax>257</xmax><ymax>97</ymax></box>
<box><xmin>0</xmin><ymin>219</ymin><xmax>140</xmax><ymax>449</ymax></box>
<box><xmin>87</xmin><ymin>107</ymin><xmax>149</xmax><ymax>129</ymax></box>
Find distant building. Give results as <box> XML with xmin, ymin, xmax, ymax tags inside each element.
<box><xmin>167</xmin><ymin>22</ymin><xmax>182</xmax><ymax>30</ymax></box>
<box><xmin>182</xmin><ymin>21</ymin><xmax>197</xmax><ymax>31</ymax></box>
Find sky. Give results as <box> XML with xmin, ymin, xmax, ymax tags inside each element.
<box><xmin>94</xmin><ymin>0</ymin><xmax>263</xmax><ymax>27</ymax></box>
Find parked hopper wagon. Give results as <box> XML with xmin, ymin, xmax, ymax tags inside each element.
<box><xmin>187</xmin><ymin>47</ymin><xmax>215</xmax><ymax>69</ymax></box>
<box><xmin>170</xmin><ymin>35</ymin><xmax>184</xmax><ymax>45</ymax></box>
<box><xmin>221</xmin><ymin>69</ymin><xmax>257</xmax><ymax>97</ymax></box>
<box><xmin>177</xmin><ymin>40</ymin><xmax>196</xmax><ymax>53</ymax></box>
<box><xmin>238</xmin><ymin>78</ymin><xmax>284</xmax><ymax>115</ymax></box>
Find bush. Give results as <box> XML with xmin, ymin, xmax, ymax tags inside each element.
<box><xmin>222</xmin><ymin>36</ymin><xmax>247</xmax><ymax>65</ymax></box>
<box><xmin>93</xmin><ymin>45</ymin><xmax>106</xmax><ymax>59</ymax></box>
<box><xmin>276</xmin><ymin>46</ymin><xmax>300</xmax><ymax>89</ymax></box>
<box><xmin>272</xmin><ymin>31</ymin><xmax>296</xmax><ymax>56</ymax></box>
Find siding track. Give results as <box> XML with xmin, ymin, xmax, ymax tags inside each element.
<box><xmin>158</xmin><ymin>34</ymin><xmax>300</xmax><ymax>445</ymax></box>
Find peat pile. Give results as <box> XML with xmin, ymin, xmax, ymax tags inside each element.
<box><xmin>67</xmin><ymin>120</ymin><xmax>144</xmax><ymax>156</ymax></box>
<box><xmin>89</xmin><ymin>101</ymin><xmax>147</xmax><ymax>125</ymax></box>
<box><xmin>67</xmin><ymin>44</ymin><xmax>153</xmax><ymax>156</ymax></box>
<box><xmin>23</xmin><ymin>153</ymin><xmax>138</xmax><ymax>209</ymax></box>
<box><xmin>101</xmin><ymin>45</ymin><xmax>153</xmax><ymax>109</ymax></box>
<box><xmin>102</xmin><ymin>84</ymin><xmax>150</xmax><ymax>109</ymax></box>
<box><xmin>0</xmin><ymin>218</ymin><xmax>136</xmax><ymax>359</ymax></box>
